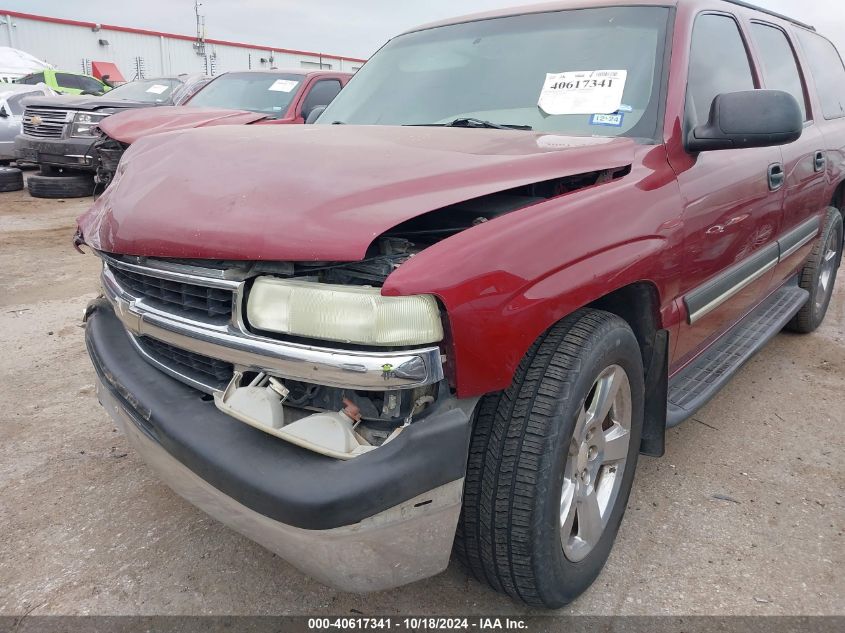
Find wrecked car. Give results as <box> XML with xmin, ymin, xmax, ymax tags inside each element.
<box><xmin>77</xmin><ymin>0</ymin><xmax>845</xmax><ymax>608</ymax></box>
<box><xmin>93</xmin><ymin>69</ymin><xmax>351</xmax><ymax>187</ymax></box>
<box><xmin>16</xmin><ymin>74</ymin><xmax>207</xmax><ymax>198</ymax></box>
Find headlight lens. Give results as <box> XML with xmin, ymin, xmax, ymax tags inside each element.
<box><xmin>247</xmin><ymin>278</ymin><xmax>444</xmax><ymax>346</ymax></box>
<box><xmin>71</xmin><ymin>112</ymin><xmax>109</xmax><ymax>137</ymax></box>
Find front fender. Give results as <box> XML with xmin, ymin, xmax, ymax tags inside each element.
<box><xmin>447</xmin><ymin>238</ymin><xmax>670</xmax><ymax>396</ymax></box>
<box><xmin>383</xmin><ymin>145</ymin><xmax>683</xmax><ymax>397</ymax></box>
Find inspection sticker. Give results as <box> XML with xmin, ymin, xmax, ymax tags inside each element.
<box><xmin>590</xmin><ymin>113</ymin><xmax>625</xmax><ymax>127</ymax></box>
<box><xmin>538</xmin><ymin>70</ymin><xmax>627</xmax><ymax>115</ymax></box>
<box><xmin>268</xmin><ymin>79</ymin><xmax>300</xmax><ymax>92</ymax></box>
<box><xmin>146</xmin><ymin>84</ymin><xmax>169</xmax><ymax>94</ymax></box>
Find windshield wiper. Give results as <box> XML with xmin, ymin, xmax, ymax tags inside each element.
<box><xmin>407</xmin><ymin>117</ymin><xmax>532</xmax><ymax>130</ymax></box>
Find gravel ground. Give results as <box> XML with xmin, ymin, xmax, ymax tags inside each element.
<box><xmin>0</xmin><ymin>176</ymin><xmax>843</xmax><ymax>617</ymax></box>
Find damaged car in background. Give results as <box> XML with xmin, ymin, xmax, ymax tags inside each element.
<box><xmin>14</xmin><ymin>73</ymin><xmax>207</xmax><ymax>198</ymax></box>
<box><xmin>93</xmin><ymin>69</ymin><xmax>351</xmax><ymax>187</ymax></box>
<box><xmin>77</xmin><ymin>0</ymin><xmax>845</xmax><ymax>608</ymax></box>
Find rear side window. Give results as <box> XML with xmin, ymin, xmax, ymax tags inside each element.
<box><xmin>19</xmin><ymin>73</ymin><xmax>44</xmax><ymax>85</ymax></box>
<box><xmin>797</xmin><ymin>31</ymin><xmax>845</xmax><ymax>119</ymax></box>
<box><xmin>687</xmin><ymin>14</ymin><xmax>755</xmax><ymax>126</ymax></box>
<box><xmin>301</xmin><ymin>79</ymin><xmax>343</xmax><ymax>114</ymax></box>
<box><xmin>76</xmin><ymin>75</ymin><xmax>105</xmax><ymax>93</ymax></box>
<box><xmin>751</xmin><ymin>23</ymin><xmax>808</xmax><ymax>120</ymax></box>
<box><xmin>55</xmin><ymin>73</ymin><xmax>83</xmax><ymax>90</ymax></box>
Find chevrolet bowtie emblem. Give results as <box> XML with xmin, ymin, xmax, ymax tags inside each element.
<box><xmin>30</xmin><ymin>115</ymin><xmax>43</xmax><ymax>126</ymax></box>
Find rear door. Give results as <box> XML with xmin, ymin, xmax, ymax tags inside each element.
<box><xmin>671</xmin><ymin>12</ymin><xmax>785</xmax><ymax>364</ymax></box>
<box><xmin>793</xmin><ymin>29</ymin><xmax>845</xmax><ymax>240</ymax></box>
<box><xmin>748</xmin><ymin>21</ymin><xmax>828</xmax><ymax>283</ymax></box>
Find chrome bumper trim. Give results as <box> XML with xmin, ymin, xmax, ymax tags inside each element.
<box><xmin>100</xmin><ymin>263</ymin><xmax>444</xmax><ymax>391</ymax></box>
<box><xmin>98</xmin><ymin>379</ymin><xmax>462</xmax><ymax>592</ymax></box>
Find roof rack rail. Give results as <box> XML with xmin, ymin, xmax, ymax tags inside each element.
<box><xmin>720</xmin><ymin>0</ymin><xmax>815</xmax><ymax>31</ymax></box>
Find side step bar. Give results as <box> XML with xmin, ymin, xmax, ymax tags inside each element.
<box><xmin>666</xmin><ymin>283</ymin><xmax>809</xmax><ymax>428</ymax></box>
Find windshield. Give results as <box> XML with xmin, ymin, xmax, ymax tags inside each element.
<box><xmin>186</xmin><ymin>72</ymin><xmax>305</xmax><ymax>117</ymax></box>
<box><xmin>107</xmin><ymin>79</ymin><xmax>183</xmax><ymax>103</ymax></box>
<box><xmin>319</xmin><ymin>7</ymin><xmax>669</xmax><ymax>138</ymax></box>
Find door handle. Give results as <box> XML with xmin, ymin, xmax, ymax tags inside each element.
<box><xmin>814</xmin><ymin>151</ymin><xmax>826</xmax><ymax>172</ymax></box>
<box><xmin>768</xmin><ymin>163</ymin><xmax>785</xmax><ymax>191</ymax></box>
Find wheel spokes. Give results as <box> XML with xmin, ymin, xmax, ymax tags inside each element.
<box><xmin>602</xmin><ymin>422</ymin><xmax>630</xmax><ymax>463</ymax></box>
<box><xmin>576</xmin><ymin>487</ymin><xmax>604</xmax><ymax>549</ymax></box>
<box><xmin>586</xmin><ymin>365</ymin><xmax>624</xmax><ymax>425</ymax></box>
<box><xmin>559</xmin><ymin>478</ymin><xmax>577</xmax><ymax>541</ymax></box>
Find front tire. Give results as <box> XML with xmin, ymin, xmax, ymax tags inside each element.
<box><xmin>455</xmin><ymin>309</ymin><xmax>644</xmax><ymax>608</ymax></box>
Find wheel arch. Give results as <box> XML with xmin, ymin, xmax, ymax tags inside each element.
<box><xmin>585</xmin><ymin>282</ymin><xmax>668</xmax><ymax>456</ymax></box>
<box><xmin>832</xmin><ymin>180</ymin><xmax>845</xmax><ymax>250</ymax></box>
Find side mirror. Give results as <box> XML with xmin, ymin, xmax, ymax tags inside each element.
<box><xmin>304</xmin><ymin>105</ymin><xmax>327</xmax><ymax>124</ymax></box>
<box><xmin>0</xmin><ymin>105</ymin><xmax>7</xmax><ymax>118</ymax></box>
<box><xmin>687</xmin><ymin>90</ymin><xmax>803</xmax><ymax>152</ymax></box>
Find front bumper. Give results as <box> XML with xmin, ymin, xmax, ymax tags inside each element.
<box><xmin>14</xmin><ymin>134</ymin><xmax>97</xmax><ymax>170</ymax></box>
<box><xmin>85</xmin><ymin>300</ymin><xmax>473</xmax><ymax>591</ymax></box>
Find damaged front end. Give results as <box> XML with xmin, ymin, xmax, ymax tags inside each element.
<box><xmin>92</xmin><ymin>133</ymin><xmax>127</xmax><ymax>187</ymax></box>
<box><xmin>94</xmin><ymin>249</ymin><xmax>452</xmax><ymax>460</ymax></box>
<box><xmin>87</xmin><ymin>163</ymin><xmax>629</xmax><ymax>459</ymax></box>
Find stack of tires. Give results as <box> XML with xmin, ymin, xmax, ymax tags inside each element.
<box><xmin>0</xmin><ymin>165</ymin><xmax>95</xmax><ymax>198</ymax></box>
<box><xmin>27</xmin><ymin>166</ymin><xmax>96</xmax><ymax>199</ymax></box>
<box><xmin>0</xmin><ymin>166</ymin><xmax>24</xmax><ymax>192</ymax></box>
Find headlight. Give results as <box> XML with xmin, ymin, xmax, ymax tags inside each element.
<box><xmin>71</xmin><ymin>112</ymin><xmax>109</xmax><ymax>137</ymax></box>
<box><xmin>247</xmin><ymin>278</ymin><xmax>443</xmax><ymax>346</ymax></box>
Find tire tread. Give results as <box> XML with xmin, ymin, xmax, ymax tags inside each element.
<box><xmin>456</xmin><ymin>309</ymin><xmax>632</xmax><ymax>606</ymax></box>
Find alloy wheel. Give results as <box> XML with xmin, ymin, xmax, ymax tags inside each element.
<box><xmin>560</xmin><ymin>364</ymin><xmax>632</xmax><ymax>562</ymax></box>
<box><xmin>816</xmin><ymin>222</ymin><xmax>843</xmax><ymax>312</ymax></box>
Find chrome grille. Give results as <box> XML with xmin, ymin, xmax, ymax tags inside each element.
<box><xmin>22</xmin><ymin>107</ymin><xmax>71</xmax><ymax>139</ymax></box>
<box><xmin>109</xmin><ymin>265</ymin><xmax>234</xmax><ymax>322</ymax></box>
<box><xmin>134</xmin><ymin>336</ymin><xmax>233</xmax><ymax>391</ymax></box>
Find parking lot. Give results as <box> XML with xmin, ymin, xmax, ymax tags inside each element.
<box><xmin>0</xmin><ymin>172</ymin><xmax>843</xmax><ymax>617</ymax></box>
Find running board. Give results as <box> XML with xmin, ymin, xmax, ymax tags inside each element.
<box><xmin>666</xmin><ymin>283</ymin><xmax>809</xmax><ymax>428</ymax></box>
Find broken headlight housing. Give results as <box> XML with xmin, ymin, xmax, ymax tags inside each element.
<box><xmin>71</xmin><ymin>112</ymin><xmax>109</xmax><ymax>138</ymax></box>
<box><xmin>247</xmin><ymin>277</ymin><xmax>443</xmax><ymax>346</ymax></box>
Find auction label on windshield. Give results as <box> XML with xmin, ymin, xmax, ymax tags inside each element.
<box><xmin>269</xmin><ymin>79</ymin><xmax>301</xmax><ymax>92</ymax></box>
<box><xmin>538</xmin><ymin>70</ymin><xmax>627</xmax><ymax>115</ymax></box>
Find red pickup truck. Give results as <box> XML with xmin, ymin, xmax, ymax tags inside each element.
<box><xmin>93</xmin><ymin>69</ymin><xmax>351</xmax><ymax>186</ymax></box>
<box><xmin>77</xmin><ymin>0</ymin><xmax>844</xmax><ymax>608</ymax></box>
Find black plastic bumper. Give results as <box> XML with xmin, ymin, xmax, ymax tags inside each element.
<box><xmin>84</xmin><ymin>300</ymin><xmax>473</xmax><ymax>530</ymax></box>
<box><xmin>14</xmin><ymin>134</ymin><xmax>97</xmax><ymax>170</ymax></box>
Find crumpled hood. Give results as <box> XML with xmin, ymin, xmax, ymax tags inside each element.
<box><xmin>78</xmin><ymin>125</ymin><xmax>636</xmax><ymax>261</ymax></box>
<box><xmin>99</xmin><ymin>106</ymin><xmax>269</xmax><ymax>144</ymax></box>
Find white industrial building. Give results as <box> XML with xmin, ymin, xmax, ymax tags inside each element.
<box><xmin>0</xmin><ymin>9</ymin><xmax>366</xmax><ymax>81</ymax></box>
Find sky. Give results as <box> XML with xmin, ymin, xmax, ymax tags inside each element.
<box><xmin>3</xmin><ymin>0</ymin><xmax>843</xmax><ymax>60</ymax></box>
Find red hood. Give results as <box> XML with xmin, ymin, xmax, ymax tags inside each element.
<box><xmin>98</xmin><ymin>106</ymin><xmax>268</xmax><ymax>143</ymax></box>
<box><xmin>79</xmin><ymin>125</ymin><xmax>636</xmax><ymax>261</ymax></box>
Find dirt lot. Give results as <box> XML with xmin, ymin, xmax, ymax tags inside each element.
<box><xmin>0</xmin><ymin>174</ymin><xmax>843</xmax><ymax>617</ymax></box>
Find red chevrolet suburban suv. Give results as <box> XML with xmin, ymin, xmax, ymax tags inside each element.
<box><xmin>77</xmin><ymin>0</ymin><xmax>844</xmax><ymax>608</ymax></box>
